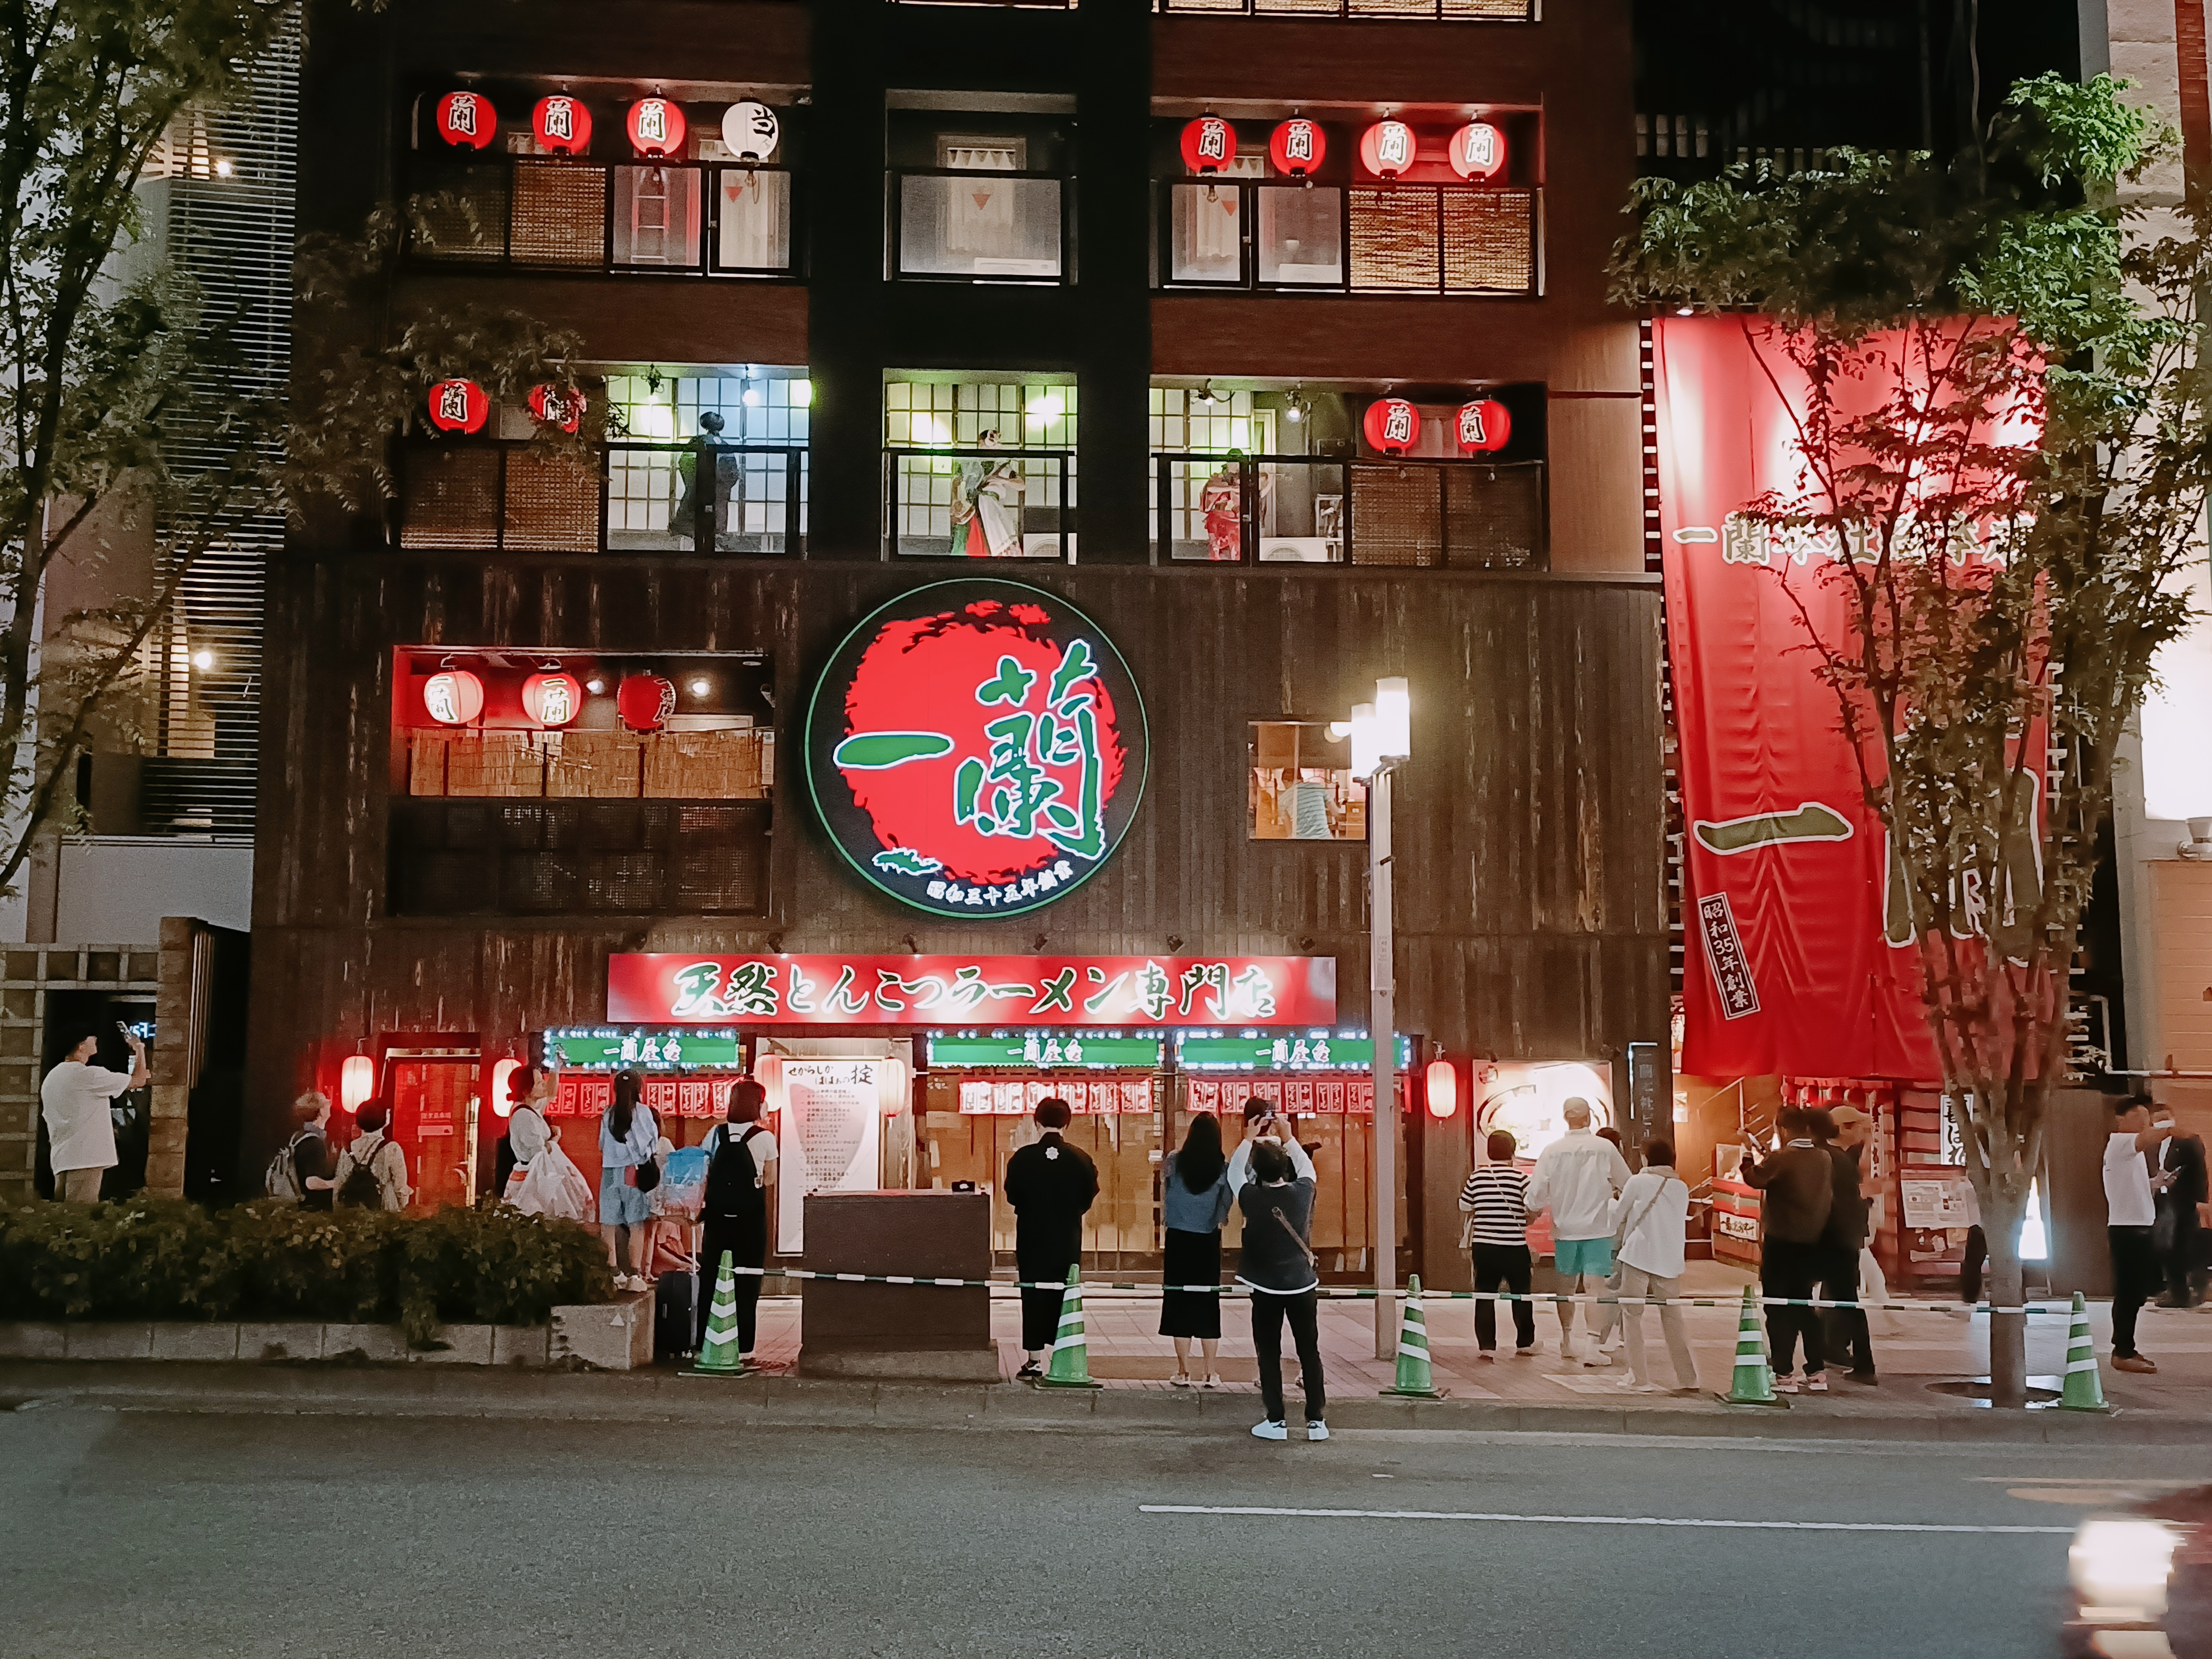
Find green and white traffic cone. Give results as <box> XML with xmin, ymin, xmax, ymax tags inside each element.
<box><xmin>1037</xmin><ymin>1264</ymin><xmax>1103</xmax><ymax>1389</ymax></box>
<box><xmin>2057</xmin><ymin>1291</ymin><xmax>2109</xmax><ymax>1413</ymax></box>
<box><xmin>686</xmin><ymin>1251</ymin><xmax>747</xmax><ymax>1377</ymax></box>
<box><xmin>1717</xmin><ymin>1282</ymin><xmax>1786</xmax><ymax>1407</ymax></box>
<box><xmin>1381</xmin><ymin>1274</ymin><xmax>1447</xmax><ymax>1399</ymax></box>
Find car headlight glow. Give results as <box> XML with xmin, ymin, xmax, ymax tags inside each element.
<box><xmin>2070</xmin><ymin>1515</ymin><xmax>2180</xmax><ymax>1616</ymax></box>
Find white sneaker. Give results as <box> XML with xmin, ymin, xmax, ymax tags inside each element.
<box><xmin>1251</xmin><ymin>1420</ymin><xmax>1288</xmax><ymax>1441</ymax></box>
<box><xmin>1306</xmin><ymin>1420</ymin><xmax>1330</xmax><ymax>1440</ymax></box>
<box><xmin>1615</xmin><ymin>1374</ymin><xmax>1662</xmax><ymax>1394</ymax></box>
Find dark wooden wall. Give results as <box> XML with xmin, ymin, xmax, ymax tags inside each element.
<box><xmin>248</xmin><ymin>558</ymin><xmax>1667</xmax><ymax>1152</ymax></box>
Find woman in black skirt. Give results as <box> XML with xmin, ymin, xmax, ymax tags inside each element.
<box><xmin>1160</xmin><ymin>1112</ymin><xmax>1234</xmax><ymax>1386</ymax></box>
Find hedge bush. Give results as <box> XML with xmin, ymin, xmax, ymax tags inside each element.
<box><xmin>0</xmin><ymin>1198</ymin><xmax>617</xmax><ymax>1347</ymax></box>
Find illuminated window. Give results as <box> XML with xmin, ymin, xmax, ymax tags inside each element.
<box><xmin>1250</xmin><ymin>721</ymin><xmax>1364</xmax><ymax>841</ymax></box>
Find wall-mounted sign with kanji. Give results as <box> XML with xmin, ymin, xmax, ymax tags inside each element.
<box><xmin>607</xmin><ymin>953</ymin><xmax>1336</xmax><ymax>1028</ymax></box>
<box><xmin>804</xmin><ymin>580</ymin><xmax>1148</xmax><ymax>919</ymax></box>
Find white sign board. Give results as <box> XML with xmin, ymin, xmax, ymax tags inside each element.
<box><xmin>774</xmin><ymin>1059</ymin><xmax>885</xmax><ymax>1254</ymax></box>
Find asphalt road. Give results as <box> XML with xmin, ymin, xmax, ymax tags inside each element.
<box><xmin>3</xmin><ymin>1404</ymin><xmax>2204</xmax><ymax>1659</ymax></box>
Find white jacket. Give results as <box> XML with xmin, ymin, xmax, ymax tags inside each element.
<box><xmin>1526</xmin><ymin>1129</ymin><xmax>1631</xmax><ymax>1243</ymax></box>
<box><xmin>1612</xmin><ymin>1167</ymin><xmax>1690</xmax><ymax>1279</ymax></box>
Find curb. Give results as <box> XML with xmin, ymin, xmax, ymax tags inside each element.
<box><xmin>4</xmin><ymin>1360</ymin><xmax>2207</xmax><ymax>1444</ymax></box>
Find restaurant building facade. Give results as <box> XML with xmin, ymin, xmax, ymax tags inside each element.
<box><xmin>255</xmin><ymin>0</ymin><xmax>1666</xmax><ymax>1286</ymax></box>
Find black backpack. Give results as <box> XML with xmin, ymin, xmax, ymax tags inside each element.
<box><xmin>702</xmin><ymin>1123</ymin><xmax>768</xmax><ymax>1218</ymax></box>
<box><xmin>336</xmin><ymin>1133</ymin><xmax>389</xmax><ymax>1210</ymax></box>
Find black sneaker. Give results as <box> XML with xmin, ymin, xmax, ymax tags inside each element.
<box><xmin>1015</xmin><ymin>1360</ymin><xmax>1042</xmax><ymax>1380</ymax></box>
<box><xmin>1845</xmin><ymin>1369</ymin><xmax>1879</xmax><ymax>1386</ymax></box>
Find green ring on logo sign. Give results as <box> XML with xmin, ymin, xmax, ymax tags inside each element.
<box><xmin>804</xmin><ymin>579</ymin><xmax>1149</xmax><ymax>920</ymax></box>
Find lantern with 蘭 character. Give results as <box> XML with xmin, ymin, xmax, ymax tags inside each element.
<box><xmin>426</xmin><ymin>378</ymin><xmax>489</xmax><ymax>434</ymax></box>
<box><xmin>1180</xmin><ymin>115</ymin><xmax>1234</xmax><ymax>176</ymax></box>
<box><xmin>435</xmin><ymin>90</ymin><xmax>496</xmax><ymax>150</ymax></box>
<box><xmin>1454</xmin><ymin>398</ymin><xmax>1511</xmax><ymax>454</ymax></box>
<box><xmin>1269</xmin><ymin>118</ymin><xmax>1326</xmax><ymax>179</ymax></box>
<box><xmin>1358</xmin><ymin>119</ymin><xmax>1416</xmax><ymax>180</ymax></box>
<box><xmin>522</xmin><ymin>671</ymin><xmax>585</xmax><ymax>728</ymax></box>
<box><xmin>422</xmin><ymin>669</ymin><xmax>486</xmax><ymax>726</ymax></box>
<box><xmin>533</xmin><ymin>95</ymin><xmax>591</xmax><ymax>155</ymax></box>
<box><xmin>617</xmin><ymin>672</ymin><xmax>677</xmax><ymax>732</ymax></box>
<box><xmin>1448</xmin><ymin>121</ymin><xmax>1507</xmax><ymax>182</ymax></box>
<box><xmin>1361</xmin><ymin>397</ymin><xmax>1419</xmax><ymax>456</ymax></box>
<box><xmin>627</xmin><ymin>97</ymin><xmax>686</xmax><ymax>158</ymax></box>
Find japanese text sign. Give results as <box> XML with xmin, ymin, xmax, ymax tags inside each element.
<box><xmin>804</xmin><ymin>580</ymin><xmax>1148</xmax><ymax>919</ymax></box>
<box><xmin>607</xmin><ymin>953</ymin><xmax>1337</xmax><ymax>1028</ymax></box>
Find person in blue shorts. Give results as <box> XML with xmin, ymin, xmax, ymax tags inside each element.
<box><xmin>1526</xmin><ymin>1098</ymin><xmax>1631</xmax><ymax>1364</ymax></box>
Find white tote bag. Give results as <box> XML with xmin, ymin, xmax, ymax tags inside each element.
<box><xmin>515</xmin><ymin>1139</ymin><xmax>594</xmax><ymax>1222</ymax></box>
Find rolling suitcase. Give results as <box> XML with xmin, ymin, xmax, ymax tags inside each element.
<box><xmin>654</xmin><ymin>1267</ymin><xmax>697</xmax><ymax>1360</ymax></box>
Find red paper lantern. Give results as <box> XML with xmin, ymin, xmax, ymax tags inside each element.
<box><xmin>1454</xmin><ymin>398</ymin><xmax>1512</xmax><ymax>454</ymax></box>
<box><xmin>422</xmin><ymin>669</ymin><xmax>486</xmax><ymax>726</ymax></box>
<box><xmin>1361</xmin><ymin>397</ymin><xmax>1420</xmax><ymax>456</ymax></box>
<box><xmin>528</xmin><ymin>383</ymin><xmax>582</xmax><ymax>433</ymax></box>
<box><xmin>617</xmin><ymin>673</ymin><xmax>676</xmax><ymax>732</ymax></box>
<box><xmin>426</xmin><ymin>378</ymin><xmax>489</xmax><ymax>434</ymax></box>
<box><xmin>435</xmin><ymin>91</ymin><xmax>496</xmax><ymax>150</ymax></box>
<box><xmin>1358</xmin><ymin>119</ymin><xmax>1416</xmax><ymax>179</ymax></box>
<box><xmin>521</xmin><ymin>671</ymin><xmax>585</xmax><ymax>728</ymax></box>
<box><xmin>1425</xmin><ymin>1058</ymin><xmax>1458</xmax><ymax>1120</ymax></box>
<box><xmin>1448</xmin><ymin>121</ymin><xmax>1507</xmax><ymax>182</ymax></box>
<box><xmin>1179</xmin><ymin>115</ymin><xmax>1234</xmax><ymax>176</ymax></box>
<box><xmin>626</xmin><ymin>98</ymin><xmax>686</xmax><ymax>158</ymax></box>
<box><xmin>340</xmin><ymin>1054</ymin><xmax>377</xmax><ymax>1114</ymax></box>
<box><xmin>532</xmin><ymin>95</ymin><xmax>591</xmax><ymax>155</ymax></box>
<box><xmin>1268</xmin><ymin>118</ymin><xmax>1326</xmax><ymax>178</ymax></box>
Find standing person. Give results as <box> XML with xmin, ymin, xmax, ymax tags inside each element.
<box><xmin>332</xmin><ymin>1103</ymin><xmax>411</xmax><ymax>1211</ymax></box>
<box><xmin>1741</xmin><ymin>1108</ymin><xmax>1834</xmax><ymax>1392</ymax></box>
<box><xmin>1004</xmin><ymin>1098</ymin><xmax>1098</xmax><ymax>1381</ymax></box>
<box><xmin>1160</xmin><ymin>1111</ymin><xmax>1233</xmax><ymax>1387</ymax></box>
<box><xmin>697</xmin><ymin>1079</ymin><xmax>776</xmax><ymax>1362</ymax></box>
<box><xmin>1237</xmin><ymin>1139</ymin><xmax>1327</xmax><ymax>1442</ymax></box>
<box><xmin>1224</xmin><ymin>1095</ymin><xmax>1287</xmax><ymax>1189</ymax></box>
<box><xmin>501</xmin><ymin>1067</ymin><xmax>552</xmax><ymax>1205</ymax></box>
<box><xmin>40</xmin><ymin>1025</ymin><xmax>148</xmax><ymax>1202</ymax></box>
<box><xmin>1459</xmin><ymin>1129</ymin><xmax>1537</xmax><ymax>1359</ymax></box>
<box><xmin>2150</xmin><ymin>1100</ymin><xmax>2206</xmax><ymax>1309</ymax></box>
<box><xmin>1811</xmin><ymin>1107</ymin><xmax>1877</xmax><ymax>1384</ymax></box>
<box><xmin>293</xmin><ymin>1091</ymin><xmax>337</xmax><ymax>1209</ymax></box>
<box><xmin>2106</xmin><ymin>1095</ymin><xmax>2174</xmax><ymax>1373</ymax></box>
<box><xmin>598</xmin><ymin>1070</ymin><xmax>661</xmax><ymax>1293</ymax></box>
<box><xmin>1591</xmin><ymin>1126</ymin><xmax>1630</xmax><ymax>1355</ymax></box>
<box><xmin>1612</xmin><ymin>1140</ymin><xmax>1699</xmax><ymax>1394</ymax></box>
<box><xmin>1525</xmin><ymin>1099</ymin><xmax>1631</xmax><ymax>1363</ymax></box>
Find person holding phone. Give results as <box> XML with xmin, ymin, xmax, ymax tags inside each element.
<box><xmin>1236</xmin><ymin>1135</ymin><xmax>1326</xmax><ymax>1442</ymax></box>
<box><xmin>41</xmin><ymin>1024</ymin><xmax>148</xmax><ymax>1202</ymax></box>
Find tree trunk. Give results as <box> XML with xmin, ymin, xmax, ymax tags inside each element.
<box><xmin>1982</xmin><ymin>1187</ymin><xmax>2029</xmax><ymax>1408</ymax></box>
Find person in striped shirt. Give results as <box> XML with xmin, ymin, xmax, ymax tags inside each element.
<box><xmin>1460</xmin><ymin>1130</ymin><xmax>1537</xmax><ymax>1358</ymax></box>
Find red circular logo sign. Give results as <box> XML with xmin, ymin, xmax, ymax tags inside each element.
<box><xmin>806</xmin><ymin>581</ymin><xmax>1148</xmax><ymax>919</ymax></box>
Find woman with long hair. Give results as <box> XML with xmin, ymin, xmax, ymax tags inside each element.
<box><xmin>598</xmin><ymin>1070</ymin><xmax>660</xmax><ymax>1292</ymax></box>
<box><xmin>1160</xmin><ymin>1110</ymin><xmax>1233</xmax><ymax>1387</ymax></box>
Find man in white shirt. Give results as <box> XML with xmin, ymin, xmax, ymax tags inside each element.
<box><xmin>2104</xmin><ymin>1095</ymin><xmax>2173</xmax><ymax>1374</ymax></box>
<box><xmin>1526</xmin><ymin>1098</ymin><xmax>1632</xmax><ymax>1362</ymax></box>
<box><xmin>41</xmin><ymin>1025</ymin><xmax>149</xmax><ymax>1202</ymax></box>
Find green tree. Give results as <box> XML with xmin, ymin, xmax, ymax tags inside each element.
<box><xmin>1</xmin><ymin>0</ymin><xmax>584</xmax><ymax>898</ymax></box>
<box><xmin>1613</xmin><ymin>75</ymin><xmax>2210</xmax><ymax>1406</ymax></box>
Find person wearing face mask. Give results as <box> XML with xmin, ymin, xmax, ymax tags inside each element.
<box><xmin>2149</xmin><ymin>1099</ymin><xmax>2207</xmax><ymax>1310</ymax></box>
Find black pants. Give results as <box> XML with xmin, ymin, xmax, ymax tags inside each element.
<box><xmin>1760</xmin><ymin>1238</ymin><xmax>1826</xmax><ymax>1376</ymax></box>
<box><xmin>1470</xmin><ymin>1243</ymin><xmax>1536</xmax><ymax>1350</ymax></box>
<box><xmin>1018</xmin><ymin>1254</ymin><xmax>1075</xmax><ymax>1353</ymax></box>
<box><xmin>1251</xmin><ymin>1289</ymin><xmax>1326</xmax><ymax>1423</ymax></box>
<box><xmin>1959</xmin><ymin>1225</ymin><xmax>1988</xmax><ymax>1305</ymax></box>
<box><xmin>697</xmin><ymin>1215</ymin><xmax>766</xmax><ymax>1355</ymax></box>
<box><xmin>1817</xmin><ymin>1244</ymin><xmax>1873</xmax><ymax>1374</ymax></box>
<box><xmin>2110</xmin><ymin>1225</ymin><xmax>2158</xmax><ymax>1357</ymax></box>
<box><xmin>2159</xmin><ymin>1200</ymin><xmax>2202</xmax><ymax>1305</ymax></box>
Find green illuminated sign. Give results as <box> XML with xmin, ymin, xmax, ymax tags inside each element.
<box><xmin>553</xmin><ymin>1033</ymin><xmax>742</xmax><ymax>1070</ymax></box>
<box><xmin>1176</xmin><ymin>1034</ymin><xmax>1413</xmax><ymax>1072</ymax></box>
<box><xmin>928</xmin><ymin>1034</ymin><xmax>1163</xmax><ymax>1069</ymax></box>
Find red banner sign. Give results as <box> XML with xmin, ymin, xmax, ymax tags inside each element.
<box><xmin>1184</xmin><ymin>1076</ymin><xmax>1407</xmax><ymax>1116</ymax></box>
<box><xmin>607</xmin><ymin>953</ymin><xmax>1337</xmax><ymax>1028</ymax></box>
<box><xmin>1655</xmin><ymin>318</ymin><xmax>2038</xmax><ymax>1081</ymax></box>
<box><xmin>956</xmin><ymin>1079</ymin><xmax>1157</xmax><ymax>1115</ymax></box>
<box><xmin>550</xmin><ymin>1073</ymin><xmax>739</xmax><ymax>1119</ymax></box>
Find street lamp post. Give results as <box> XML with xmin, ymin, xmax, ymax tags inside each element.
<box><xmin>1346</xmin><ymin>678</ymin><xmax>1410</xmax><ymax>1361</ymax></box>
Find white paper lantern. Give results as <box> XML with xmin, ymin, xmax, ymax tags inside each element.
<box><xmin>721</xmin><ymin>100</ymin><xmax>779</xmax><ymax>163</ymax></box>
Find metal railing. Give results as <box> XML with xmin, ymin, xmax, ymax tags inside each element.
<box><xmin>1154</xmin><ymin>0</ymin><xmax>1537</xmax><ymax>17</ymax></box>
<box><xmin>1153</xmin><ymin>453</ymin><xmax>1545</xmax><ymax>568</ymax></box>
<box><xmin>1158</xmin><ymin>181</ymin><xmax>1539</xmax><ymax>296</ymax></box>
<box><xmin>884</xmin><ymin>446</ymin><xmax>1074</xmax><ymax>560</ymax></box>
<box><xmin>891</xmin><ymin>168</ymin><xmax>1071</xmax><ymax>283</ymax></box>
<box><xmin>407</xmin><ymin>155</ymin><xmax>798</xmax><ymax>277</ymax></box>
<box><xmin>395</xmin><ymin>439</ymin><xmax>807</xmax><ymax>555</ymax></box>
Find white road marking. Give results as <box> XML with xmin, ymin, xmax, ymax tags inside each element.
<box><xmin>1139</xmin><ymin>1504</ymin><xmax>2071</xmax><ymax>1534</ymax></box>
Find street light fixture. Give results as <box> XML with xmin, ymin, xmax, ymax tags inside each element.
<box><xmin>1346</xmin><ymin>675</ymin><xmax>1411</xmax><ymax>1360</ymax></box>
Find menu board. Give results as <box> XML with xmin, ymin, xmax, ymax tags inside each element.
<box><xmin>776</xmin><ymin>1060</ymin><xmax>886</xmax><ymax>1254</ymax></box>
<box><xmin>1184</xmin><ymin>1076</ymin><xmax>1406</xmax><ymax>1115</ymax></box>
<box><xmin>955</xmin><ymin>1077</ymin><xmax>1153</xmax><ymax>1115</ymax></box>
